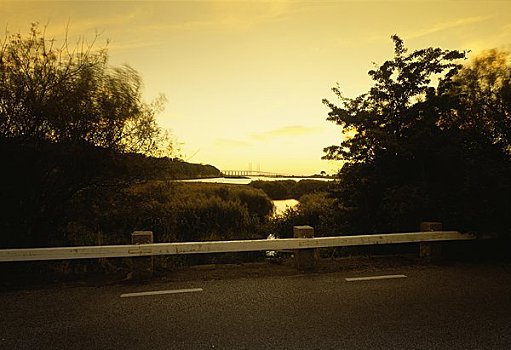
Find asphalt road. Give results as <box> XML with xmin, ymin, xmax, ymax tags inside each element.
<box><xmin>1</xmin><ymin>262</ymin><xmax>511</xmax><ymax>349</ymax></box>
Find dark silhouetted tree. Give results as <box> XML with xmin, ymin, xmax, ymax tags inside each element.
<box><xmin>0</xmin><ymin>23</ymin><xmax>170</xmax><ymax>155</ymax></box>
<box><xmin>446</xmin><ymin>49</ymin><xmax>511</xmax><ymax>156</ymax></box>
<box><xmin>323</xmin><ymin>36</ymin><xmax>511</xmax><ymax>237</ymax></box>
<box><xmin>0</xmin><ymin>24</ymin><xmax>174</xmax><ymax>247</ymax></box>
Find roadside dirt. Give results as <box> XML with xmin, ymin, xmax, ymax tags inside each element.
<box><xmin>154</xmin><ymin>254</ymin><xmax>427</xmax><ymax>283</ymax></box>
<box><xmin>2</xmin><ymin>254</ymin><xmax>430</xmax><ymax>291</ymax></box>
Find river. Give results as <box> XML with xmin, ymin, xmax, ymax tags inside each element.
<box><xmin>273</xmin><ymin>199</ymin><xmax>299</xmax><ymax>216</ymax></box>
<box><xmin>181</xmin><ymin>176</ymin><xmax>330</xmax><ymax>185</ymax></box>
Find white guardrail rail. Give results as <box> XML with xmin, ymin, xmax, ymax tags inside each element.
<box><xmin>0</xmin><ymin>231</ymin><xmax>475</xmax><ymax>262</ymax></box>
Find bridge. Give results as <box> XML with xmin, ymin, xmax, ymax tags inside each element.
<box><xmin>221</xmin><ymin>170</ymin><xmax>283</xmax><ymax>177</ymax></box>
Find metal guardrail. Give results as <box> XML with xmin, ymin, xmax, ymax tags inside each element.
<box><xmin>0</xmin><ymin>231</ymin><xmax>475</xmax><ymax>262</ymax></box>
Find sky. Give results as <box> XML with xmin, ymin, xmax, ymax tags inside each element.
<box><xmin>1</xmin><ymin>1</ymin><xmax>511</xmax><ymax>175</ymax></box>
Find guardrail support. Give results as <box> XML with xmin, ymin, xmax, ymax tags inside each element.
<box><xmin>420</xmin><ymin>222</ymin><xmax>443</xmax><ymax>261</ymax></box>
<box><xmin>131</xmin><ymin>231</ymin><xmax>154</xmax><ymax>279</ymax></box>
<box><xmin>293</xmin><ymin>226</ymin><xmax>316</xmax><ymax>271</ymax></box>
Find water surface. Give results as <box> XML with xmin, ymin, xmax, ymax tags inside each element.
<box><xmin>181</xmin><ymin>176</ymin><xmax>330</xmax><ymax>185</ymax></box>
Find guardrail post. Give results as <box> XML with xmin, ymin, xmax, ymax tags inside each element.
<box><xmin>131</xmin><ymin>231</ymin><xmax>154</xmax><ymax>280</ymax></box>
<box><xmin>293</xmin><ymin>225</ymin><xmax>316</xmax><ymax>271</ymax></box>
<box><xmin>419</xmin><ymin>222</ymin><xmax>443</xmax><ymax>261</ymax></box>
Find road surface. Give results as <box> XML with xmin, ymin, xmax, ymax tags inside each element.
<box><xmin>1</xmin><ymin>262</ymin><xmax>511</xmax><ymax>349</ymax></box>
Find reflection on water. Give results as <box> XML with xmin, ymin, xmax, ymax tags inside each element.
<box><xmin>273</xmin><ymin>199</ymin><xmax>299</xmax><ymax>216</ymax></box>
<box><xmin>181</xmin><ymin>176</ymin><xmax>330</xmax><ymax>185</ymax></box>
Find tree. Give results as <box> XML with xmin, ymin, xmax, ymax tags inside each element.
<box><xmin>445</xmin><ymin>49</ymin><xmax>511</xmax><ymax>156</ymax></box>
<box><xmin>0</xmin><ymin>24</ymin><xmax>173</xmax><ymax>247</ymax></box>
<box><xmin>440</xmin><ymin>49</ymin><xmax>511</xmax><ymax>235</ymax></box>
<box><xmin>323</xmin><ymin>37</ymin><xmax>511</xmax><ymax>236</ymax></box>
<box><xmin>0</xmin><ymin>23</ymin><xmax>169</xmax><ymax>154</ymax></box>
<box><xmin>323</xmin><ymin>35</ymin><xmax>466</xmax><ymax>164</ymax></box>
<box><xmin>322</xmin><ymin>36</ymin><xmax>467</xmax><ymax>233</ymax></box>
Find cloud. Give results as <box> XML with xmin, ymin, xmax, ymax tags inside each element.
<box><xmin>405</xmin><ymin>15</ymin><xmax>492</xmax><ymax>39</ymax></box>
<box><xmin>251</xmin><ymin>125</ymin><xmax>321</xmax><ymax>141</ymax></box>
<box><xmin>139</xmin><ymin>1</ymin><xmax>294</xmax><ymax>33</ymax></box>
<box><xmin>213</xmin><ymin>138</ymin><xmax>251</xmax><ymax>148</ymax></box>
<box><xmin>1</xmin><ymin>6</ymin><xmax>144</xmax><ymax>46</ymax></box>
<box><xmin>445</xmin><ymin>21</ymin><xmax>511</xmax><ymax>57</ymax></box>
<box><xmin>107</xmin><ymin>40</ymin><xmax>158</xmax><ymax>52</ymax></box>
<box><xmin>212</xmin><ymin>124</ymin><xmax>321</xmax><ymax>149</ymax></box>
<box><xmin>495</xmin><ymin>23</ymin><xmax>511</xmax><ymax>47</ymax></box>
<box><xmin>1</xmin><ymin>1</ymin><xmax>296</xmax><ymax>55</ymax></box>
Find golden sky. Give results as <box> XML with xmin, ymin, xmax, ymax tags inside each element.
<box><xmin>2</xmin><ymin>0</ymin><xmax>511</xmax><ymax>175</ymax></box>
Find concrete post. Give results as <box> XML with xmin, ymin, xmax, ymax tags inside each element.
<box><xmin>419</xmin><ymin>222</ymin><xmax>443</xmax><ymax>261</ymax></box>
<box><xmin>131</xmin><ymin>231</ymin><xmax>154</xmax><ymax>280</ymax></box>
<box><xmin>293</xmin><ymin>225</ymin><xmax>316</xmax><ymax>271</ymax></box>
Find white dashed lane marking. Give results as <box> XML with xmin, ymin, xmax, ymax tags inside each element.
<box><xmin>120</xmin><ymin>288</ymin><xmax>203</xmax><ymax>298</ymax></box>
<box><xmin>345</xmin><ymin>274</ymin><xmax>407</xmax><ymax>282</ymax></box>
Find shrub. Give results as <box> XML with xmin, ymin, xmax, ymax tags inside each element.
<box><xmin>270</xmin><ymin>192</ymin><xmax>339</xmax><ymax>238</ymax></box>
<box><xmin>249</xmin><ymin>179</ymin><xmax>332</xmax><ymax>200</ymax></box>
<box><xmin>63</xmin><ymin>181</ymin><xmax>274</xmax><ymax>246</ymax></box>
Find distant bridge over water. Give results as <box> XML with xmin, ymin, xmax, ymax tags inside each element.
<box><xmin>221</xmin><ymin>170</ymin><xmax>283</xmax><ymax>177</ymax></box>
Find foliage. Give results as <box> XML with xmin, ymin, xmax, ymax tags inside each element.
<box><xmin>1</xmin><ymin>181</ymin><xmax>274</xmax><ymax>279</ymax></box>
<box><xmin>249</xmin><ymin>179</ymin><xmax>331</xmax><ymax>200</ymax></box>
<box><xmin>249</xmin><ymin>180</ymin><xmax>295</xmax><ymax>200</ymax></box>
<box><xmin>323</xmin><ymin>35</ymin><xmax>466</xmax><ymax>164</ymax></box>
<box><xmin>323</xmin><ymin>36</ymin><xmax>511</xmax><ymax>236</ymax></box>
<box><xmin>293</xmin><ymin>179</ymin><xmax>332</xmax><ymax>199</ymax></box>
<box><xmin>0</xmin><ymin>138</ymin><xmax>223</xmax><ymax>248</ymax></box>
<box><xmin>0</xmin><ymin>138</ymin><xmax>113</xmax><ymax>247</ymax></box>
<box><xmin>0</xmin><ymin>23</ymin><xmax>171</xmax><ymax>155</ymax></box>
<box><xmin>103</xmin><ymin>153</ymin><xmax>221</xmax><ymax>181</ymax></box>
<box><xmin>447</xmin><ymin>49</ymin><xmax>511</xmax><ymax>155</ymax></box>
<box><xmin>270</xmin><ymin>192</ymin><xmax>339</xmax><ymax>238</ymax></box>
<box><xmin>0</xmin><ymin>24</ymin><xmax>219</xmax><ymax>248</ymax></box>
<box><xmin>62</xmin><ymin>182</ymin><xmax>274</xmax><ymax>247</ymax></box>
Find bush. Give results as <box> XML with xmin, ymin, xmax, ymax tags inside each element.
<box><xmin>249</xmin><ymin>180</ymin><xmax>293</xmax><ymax>200</ymax></box>
<box><xmin>292</xmin><ymin>180</ymin><xmax>332</xmax><ymax>199</ymax></box>
<box><xmin>249</xmin><ymin>179</ymin><xmax>332</xmax><ymax>200</ymax></box>
<box><xmin>63</xmin><ymin>181</ymin><xmax>274</xmax><ymax>246</ymax></box>
<box><xmin>270</xmin><ymin>192</ymin><xmax>339</xmax><ymax>238</ymax></box>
